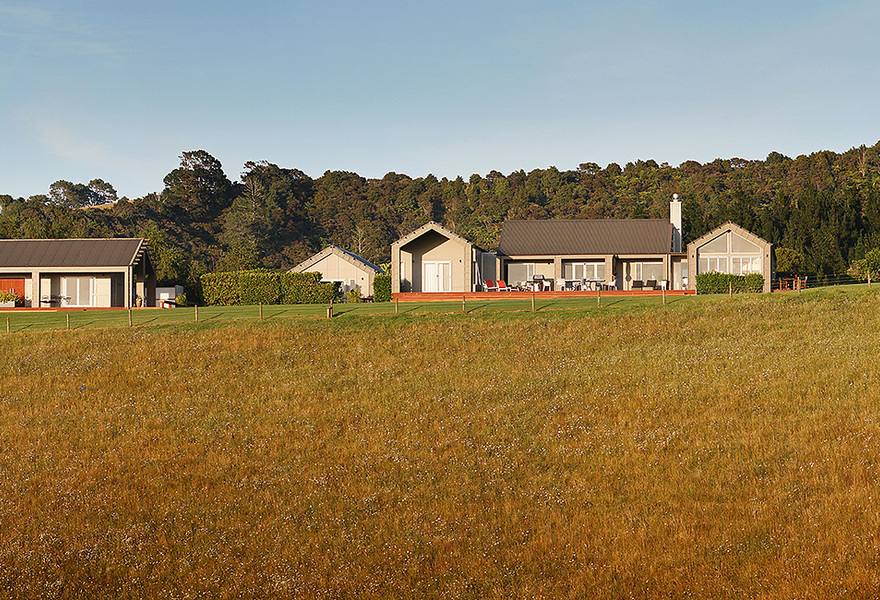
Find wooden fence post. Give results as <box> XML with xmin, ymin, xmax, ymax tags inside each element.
<box><xmin>66</xmin><ymin>313</ymin><xmax>70</xmax><ymax>330</ymax></box>
<box><xmin>662</xmin><ymin>286</ymin><xmax>666</xmax><ymax>306</ymax></box>
<box><xmin>128</xmin><ymin>308</ymin><xmax>133</xmax><ymax>327</ymax></box>
<box><xmin>395</xmin><ymin>298</ymin><xmax>399</xmax><ymax>314</ymax></box>
<box><xmin>259</xmin><ymin>302</ymin><xmax>263</xmax><ymax>320</ymax></box>
<box><xmin>327</xmin><ymin>305</ymin><xmax>333</xmax><ymax>319</ymax></box>
<box><xmin>462</xmin><ymin>295</ymin><xmax>466</xmax><ymax>313</ymax></box>
<box><xmin>6</xmin><ymin>316</ymin><xmax>9</xmax><ymax>333</ymax></box>
<box><xmin>195</xmin><ymin>305</ymin><xmax>198</xmax><ymax>322</ymax></box>
<box><xmin>729</xmin><ymin>280</ymin><xmax>732</xmax><ymax>296</ymax></box>
<box><xmin>597</xmin><ymin>287</ymin><xmax>601</xmax><ymax>308</ymax></box>
<box><xmin>531</xmin><ymin>292</ymin><xmax>536</xmax><ymax>312</ymax></box>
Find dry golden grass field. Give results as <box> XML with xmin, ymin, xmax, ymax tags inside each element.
<box><xmin>2</xmin><ymin>288</ymin><xmax>880</xmax><ymax>598</ymax></box>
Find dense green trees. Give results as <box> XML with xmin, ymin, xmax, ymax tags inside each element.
<box><xmin>4</xmin><ymin>142</ymin><xmax>880</xmax><ymax>292</ymax></box>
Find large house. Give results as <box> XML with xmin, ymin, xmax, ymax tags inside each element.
<box><xmin>290</xmin><ymin>245</ymin><xmax>385</xmax><ymax>297</ymax></box>
<box><xmin>0</xmin><ymin>238</ymin><xmax>156</xmax><ymax>308</ymax></box>
<box><xmin>496</xmin><ymin>217</ymin><xmax>686</xmax><ymax>291</ymax></box>
<box><xmin>392</xmin><ymin>197</ymin><xmax>775</xmax><ymax>294</ymax></box>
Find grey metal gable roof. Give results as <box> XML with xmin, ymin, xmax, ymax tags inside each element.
<box><xmin>497</xmin><ymin>219</ymin><xmax>673</xmax><ymax>256</ymax></box>
<box><xmin>0</xmin><ymin>238</ymin><xmax>146</xmax><ymax>268</ymax></box>
<box><xmin>293</xmin><ymin>245</ymin><xmax>385</xmax><ymax>274</ymax></box>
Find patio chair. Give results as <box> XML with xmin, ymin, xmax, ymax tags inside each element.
<box><xmin>603</xmin><ymin>279</ymin><xmax>616</xmax><ymax>290</ymax></box>
<box><xmin>557</xmin><ymin>278</ymin><xmax>567</xmax><ymax>291</ymax></box>
<box><xmin>484</xmin><ymin>279</ymin><xmax>499</xmax><ymax>292</ymax></box>
<box><xmin>645</xmin><ymin>279</ymin><xmax>657</xmax><ymax>290</ymax></box>
<box><xmin>496</xmin><ymin>280</ymin><xmax>514</xmax><ymax>291</ymax></box>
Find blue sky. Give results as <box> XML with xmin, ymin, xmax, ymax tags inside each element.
<box><xmin>2</xmin><ymin>0</ymin><xmax>878</xmax><ymax>199</ymax></box>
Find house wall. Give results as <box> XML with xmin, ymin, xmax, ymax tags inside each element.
<box><xmin>304</xmin><ymin>254</ymin><xmax>375</xmax><ymax>295</ymax></box>
<box><xmin>687</xmin><ymin>227</ymin><xmax>773</xmax><ymax>293</ymax></box>
<box><xmin>396</xmin><ymin>231</ymin><xmax>471</xmax><ymax>293</ymax></box>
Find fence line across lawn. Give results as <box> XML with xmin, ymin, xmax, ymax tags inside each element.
<box><xmin>4</xmin><ymin>282</ymin><xmax>875</xmax><ymax>333</ymax></box>
<box><xmin>0</xmin><ymin>291</ymin><xmax>708</xmax><ymax>333</ymax></box>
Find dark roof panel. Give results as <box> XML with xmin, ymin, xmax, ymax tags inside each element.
<box><xmin>497</xmin><ymin>219</ymin><xmax>673</xmax><ymax>255</ymax></box>
<box><xmin>0</xmin><ymin>238</ymin><xmax>145</xmax><ymax>268</ymax></box>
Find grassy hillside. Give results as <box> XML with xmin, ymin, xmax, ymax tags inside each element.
<box><xmin>2</xmin><ymin>288</ymin><xmax>880</xmax><ymax>598</ymax></box>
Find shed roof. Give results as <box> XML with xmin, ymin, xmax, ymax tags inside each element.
<box><xmin>497</xmin><ymin>219</ymin><xmax>673</xmax><ymax>256</ymax></box>
<box><xmin>291</xmin><ymin>245</ymin><xmax>385</xmax><ymax>274</ymax></box>
<box><xmin>0</xmin><ymin>238</ymin><xmax>148</xmax><ymax>268</ymax></box>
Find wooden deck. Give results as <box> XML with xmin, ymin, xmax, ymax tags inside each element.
<box><xmin>392</xmin><ymin>289</ymin><xmax>696</xmax><ymax>302</ymax></box>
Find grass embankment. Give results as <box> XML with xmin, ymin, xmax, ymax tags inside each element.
<box><xmin>2</xmin><ymin>288</ymin><xmax>880</xmax><ymax>598</ymax></box>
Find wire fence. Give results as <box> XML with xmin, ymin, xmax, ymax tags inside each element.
<box><xmin>773</xmin><ymin>273</ymin><xmax>863</xmax><ymax>291</ymax></box>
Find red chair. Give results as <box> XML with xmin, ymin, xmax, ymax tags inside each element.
<box><xmin>496</xmin><ymin>280</ymin><xmax>514</xmax><ymax>291</ymax></box>
<box><xmin>484</xmin><ymin>280</ymin><xmax>499</xmax><ymax>291</ymax></box>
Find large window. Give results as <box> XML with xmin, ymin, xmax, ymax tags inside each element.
<box><xmin>563</xmin><ymin>262</ymin><xmax>606</xmax><ymax>281</ymax></box>
<box><xmin>506</xmin><ymin>262</ymin><xmax>551</xmax><ymax>285</ymax></box>
<box><xmin>629</xmin><ymin>261</ymin><xmax>664</xmax><ymax>283</ymax></box>
<box><xmin>698</xmin><ymin>231</ymin><xmax>762</xmax><ymax>275</ymax></box>
<box><xmin>63</xmin><ymin>276</ymin><xmax>94</xmax><ymax>307</ymax></box>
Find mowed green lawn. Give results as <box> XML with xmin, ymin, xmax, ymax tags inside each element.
<box><xmin>0</xmin><ymin>292</ymin><xmax>699</xmax><ymax>333</ymax></box>
<box><xmin>2</xmin><ymin>286</ymin><xmax>880</xmax><ymax>598</ymax></box>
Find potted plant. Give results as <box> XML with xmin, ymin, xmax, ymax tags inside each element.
<box><xmin>0</xmin><ymin>290</ymin><xmax>20</xmax><ymax>308</ymax></box>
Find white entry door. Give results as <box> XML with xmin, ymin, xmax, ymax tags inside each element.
<box><xmin>422</xmin><ymin>261</ymin><xmax>451</xmax><ymax>292</ymax></box>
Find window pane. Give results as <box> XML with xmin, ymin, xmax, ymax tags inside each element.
<box><xmin>596</xmin><ymin>264</ymin><xmax>605</xmax><ymax>279</ymax></box>
<box><xmin>731</xmin><ymin>233</ymin><xmax>760</xmax><ymax>253</ymax></box>
<box><xmin>700</xmin><ymin>233</ymin><xmax>729</xmax><ymax>253</ymax></box>
<box><xmin>642</xmin><ymin>262</ymin><xmax>664</xmax><ymax>281</ymax></box>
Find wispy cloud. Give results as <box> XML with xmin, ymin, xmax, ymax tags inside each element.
<box><xmin>0</xmin><ymin>2</ymin><xmax>117</xmax><ymax>56</ymax></box>
<box><xmin>19</xmin><ymin>105</ymin><xmax>138</xmax><ymax>178</ymax></box>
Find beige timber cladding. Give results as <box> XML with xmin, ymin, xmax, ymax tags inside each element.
<box><xmin>291</xmin><ymin>246</ymin><xmax>384</xmax><ymax>296</ymax></box>
<box><xmin>391</xmin><ymin>222</ymin><xmax>478</xmax><ymax>294</ymax></box>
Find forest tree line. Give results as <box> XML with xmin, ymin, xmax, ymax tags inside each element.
<box><xmin>3</xmin><ymin>143</ymin><xmax>880</xmax><ymax>298</ymax></box>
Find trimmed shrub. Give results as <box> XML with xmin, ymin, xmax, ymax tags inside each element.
<box><xmin>696</xmin><ymin>272</ymin><xmax>764</xmax><ymax>294</ymax></box>
<box><xmin>373</xmin><ymin>273</ymin><xmax>392</xmax><ymax>302</ymax></box>
<box><xmin>201</xmin><ymin>270</ymin><xmax>339</xmax><ymax>306</ymax></box>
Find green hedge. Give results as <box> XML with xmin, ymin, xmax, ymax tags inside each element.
<box><xmin>696</xmin><ymin>272</ymin><xmax>764</xmax><ymax>294</ymax></box>
<box><xmin>201</xmin><ymin>270</ymin><xmax>339</xmax><ymax>306</ymax></box>
<box><xmin>373</xmin><ymin>273</ymin><xmax>392</xmax><ymax>302</ymax></box>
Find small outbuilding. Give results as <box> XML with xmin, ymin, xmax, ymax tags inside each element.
<box><xmin>290</xmin><ymin>245</ymin><xmax>385</xmax><ymax>297</ymax></box>
<box><xmin>0</xmin><ymin>238</ymin><xmax>156</xmax><ymax>308</ymax></box>
<box><xmin>391</xmin><ymin>222</ymin><xmax>492</xmax><ymax>293</ymax></box>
